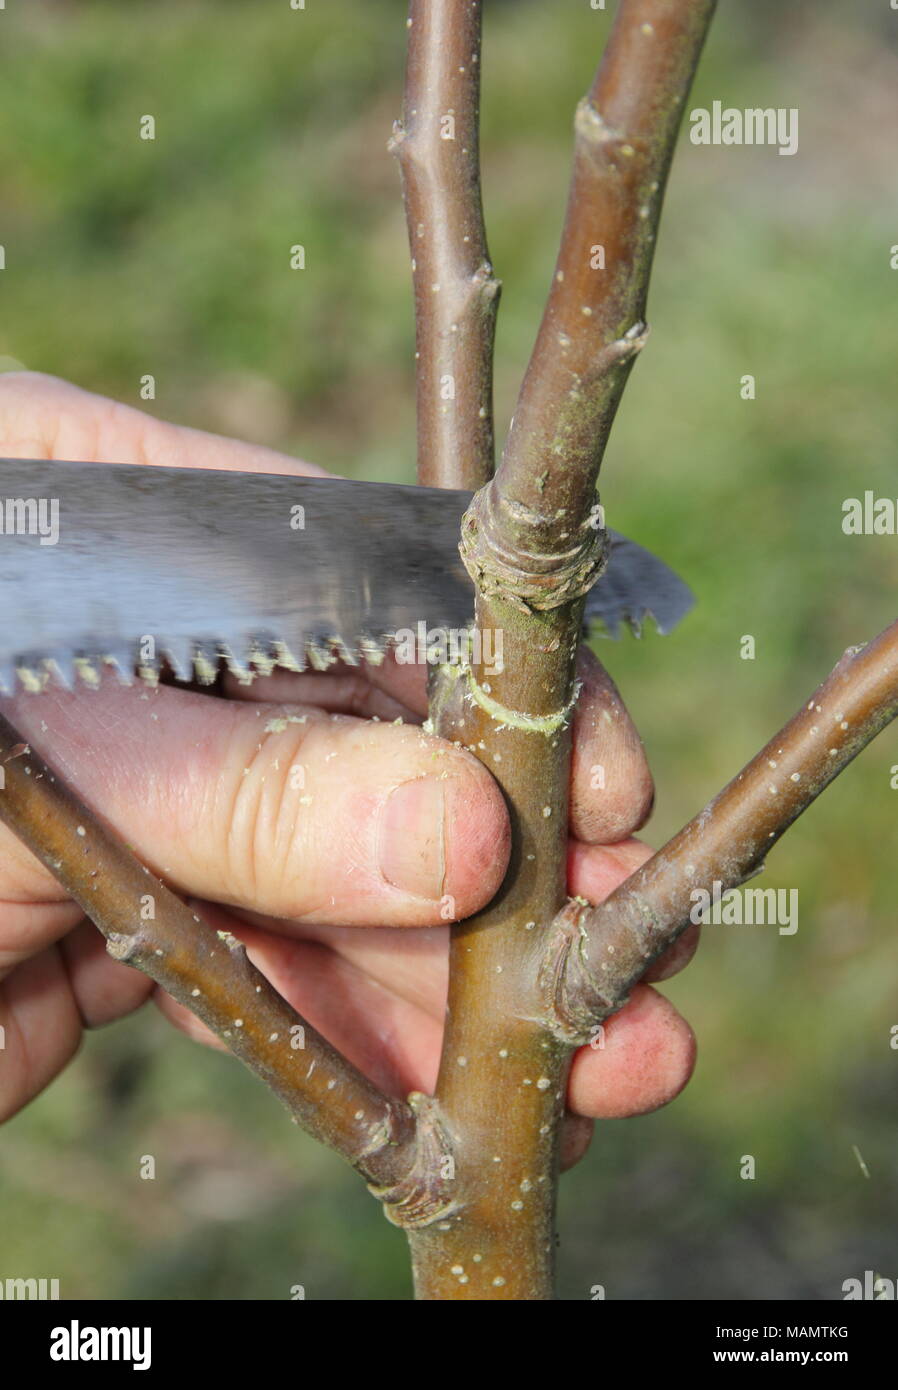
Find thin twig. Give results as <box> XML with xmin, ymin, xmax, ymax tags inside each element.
<box><xmin>0</xmin><ymin>712</ymin><xmax>417</xmax><ymax>1189</ymax></box>
<box><xmin>391</xmin><ymin>0</ymin><xmax>499</xmax><ymax>489</ymax></box>
<box><xmin>542</xmin><ymin>621</ymin><xmax>898</xmax><ymax>1042</ymax></box>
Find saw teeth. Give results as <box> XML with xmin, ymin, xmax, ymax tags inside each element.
<box><xmin>105</xmin><ymin>649</ymin><xmax>136</xmax><ymax>684</ymax></box>
<box><xmin>330</xmin><ymin>634</ymin><xmax>359</xmax><ymax>666</ymax></box>
<box><xmin>304</xmin><ymin>626</ymin><xmax>364</xmax><ymax>671</ymax></box>
<box><xmin>306</xmin><ymin>637</ymin><xmax>338</xmax><ymax>671</ymax></box>
<box><xmin>3</xmin><ymin>629</ymin><xmax>407</xmax><ymax>697</ymax></box>
<box><xmin>359</xmin><ymin>635</ymin><xmax>389</xmax><ymax>667</ymax></box>
<box><xmin>15</xmin><ymin>661</ymin><xmax>51</xmax><ymax>694</ymax></box>
<box><xmin>272</xmin><ymin>638</ymin><xmax>306</xmax><ymax>674</ymax></box>
<box><xmin>192</xmin><ymin>642</ymin><xmax>220</xmax><ymax>686</ymax></box>
<box><xmin>15</xmin><ymin>652</ymin><xmax>71</xmax><ymax>692</ymax></box>
<box><xmin>221</xmin><ymin>642</ymin><xmax>255</xmax><ymax>686</ymax></box>
<box><xmin>246</xmin><ymin>638</ymin><xmax>279</xmax><ymax>678</ymax></box>
<box><xmin>73</xmin><ymin>656</ymin><xmax>102</xmax><ymax>689</ymax></box>
<box><xmin>585</xmin><ymin>607</ymin><xmax>665</xmax><ymax>641</ymax></box>
<box><xmin>158</xmin><ymin>639</ymin><xmax>194</xmax><ymax>683</ymax></box>
<box><xmin>136</xmin><ymin>651</ymin><xmax>162</xmax><ymax>686</ymax></box>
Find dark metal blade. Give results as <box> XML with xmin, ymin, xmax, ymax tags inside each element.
<box><xmin>0</xmin><ymin>459</ymin><xmax>694</xmax><ymax>691</ymax></box>
<box><xmin>590</xmin><ymin>531</ymin><xmax>695</xmax><ymax>639</ymax></box>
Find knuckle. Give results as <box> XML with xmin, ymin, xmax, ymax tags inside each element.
<box><xmin>218</xmin><ymin>718</ymin><xmax>316</xmax><ymax>910</ymax></box>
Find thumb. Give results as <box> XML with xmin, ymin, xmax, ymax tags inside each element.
<box><xmin>1</xmin><ymin>679</ymin><xmax>510</xmax><ymax>928</ymax></box>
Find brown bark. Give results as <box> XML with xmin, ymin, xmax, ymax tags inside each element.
<box><xmin>390</xmin><ymin>0</ymin><xmax>499</xmax><ymax>490</ymax></box>
<box><xmin>541</xmin><ymin>622</ymin><xmax>898</xmax><ymax>1043</ymax></box>
<box><xmin>494</xmin><ymin>0</ymin><xmax>717</xmax><ymax>560</ymax></box>
<box><xmin>407</xmin><ymin>600</ymin><xmax>583</xmax><ymax>1298</ymax></box>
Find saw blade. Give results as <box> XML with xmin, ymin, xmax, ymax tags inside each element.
<box><xmin>0</xmin><ymin>459</ymin><xmax>694</xmax><ymax>692</ymax></box>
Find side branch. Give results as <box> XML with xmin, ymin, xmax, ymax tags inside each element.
<box><xmin>542</xmin><ymin>620</ymin><xmax>898</xmax><ymax>1043</ymax></box>
<box><xmin>486</xmin><ymin>0</ymin><xmax>715</xmax><ymax>566</ymax></box>
<box><xmin>391</xmin><ymin>0</ymin><xmax>499</xmax><ymax>489</ymax></box>
<box><xmin>0</xmin><ymin>713</ymin><xmax>418</xmax><ymax>1191</ymax></box>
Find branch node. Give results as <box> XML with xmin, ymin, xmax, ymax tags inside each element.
<box><xmin>387</xmin><ymin>119</ymin><xmax>407</xmax><ymax>157</ymax></box>
<box><xmin>459</xmin><ymin>482</ymin><xmax>608</xmax><ymax>613</ymax></box>
<box><xmin>574</xmin><ymin>96</ymin><xmax>624</xmax><ymax>147</ymax></box>
<box><xmin>539</xmin><ymin>898</ymin><xmax>620</xmax><ymax>1044</ymax></box>
<box><xmin>215</xmin><ymin>927</ymin><xmax>244</xmax><ymax>955</ymax></box>
<box><xmin>106</xmin><ymin>931</ymin><xmax>140</xmax><ymax>963</ymax></box>
<box><xmin>369</xmin><ymin>1093</ymin><xmax>462</xmax><ymax>1230</ymax></box>
<box><xmin>588</xmin><ymin>321</ymin><xmax>650</xmax><ymax>378</ymax></box>
<box><xmin>472</xmin><ymin>259</ymin><xmax>501</xmax><ymax>304</ymax></box>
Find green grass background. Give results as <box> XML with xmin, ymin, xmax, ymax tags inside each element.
<box><xmin>1</xmin><ymin>0</ymin><xmax>896</xmax><ymax>1299</ymax></box>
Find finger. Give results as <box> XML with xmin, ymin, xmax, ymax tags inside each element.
<box><xmin>58</xmin><ymin>919</ymin><xmax>155</xmax><ymax>1026</ymax></box>
<box><xmin>220</xmin><ymin>907</ymin><xmax>449</xmax><ymax>1018</ymax></box>
<box><xmin>3</xmin><ymin>677</ymin><xmax>511</xmax><ymax>928</ymax></box>
<box><xmin>568</xmin><ymin>835</ymin><xmax>654</xmax><ymax>904</ymax></box>
<box><xmin>0</xmin><ymin>924</ymin><xmax>152</xmax><ymax>1123</ymax></box>
<box><xmin>568</xmin><ymin>984</ymin><xmax>697</xmax><ymax>1119</ymax></box>
<box><xmin>363</xmin><ymin>645</ymin><xmax>655</xmax><ymax>845</ymax></box>
<box><xmin>642</xmin><ymin>922</ymin><xmax>701</xmax><ymax>983</ymax></box>
<box><xmin>0</xmin><ymin>948</ymin><xmax>82</xmax><ymax>1121</ymax></box>
<box><xmin>0</xmin><ymin>371</ymin><xmax>327</xmax><ymax>476</ymax></box>
<box><xmin>0</xmin><ymin>861</ymin><xmax>152</xmax><ymax>1121</ymax></box>
<box><xmin>221</xmin><ymin>651</ymin><xmax>430</xmax><ymax>726</ymax></box>
<box><xmin>570</xmin><ymin>647</ymin><xmax>654</xmax><ymax>843</ymax></box>
<box><xmin>0</xmin><ymin>898</ymin><xmax>83</xmax><ymax>978</ymax></box>
<box><xmin>229</xmin><ymin>645</ymin><xmax>655</xmax><ymax>850</ymax></box>
<box><xmin>222</xmin><ymin>664</ymin><xmax>417</xmax><ymax>723</ymax></box>
<box><xmin>361</xmin><ymin>643</ymin><xmax>657</xmax><ymax>843</ymax></box>
<box><xmin>560</xmin><ymin>1114</ymin><xmax>594</xmax><ymax>1171</ymax></box>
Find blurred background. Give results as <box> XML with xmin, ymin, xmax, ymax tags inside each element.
<box><xmin>1</xmin><ymin>0</ymin><xmax>897</xmax><ymax>1299</ymax></box>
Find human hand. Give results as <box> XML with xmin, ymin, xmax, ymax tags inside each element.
<box><xmin>0</xmin><ymin>372</ymin><xmax>698</xmax><ymax>1165</ymax></box>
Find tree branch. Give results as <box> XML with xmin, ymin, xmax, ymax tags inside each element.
<box><xmin>406</xmin><ymin>1</ymin><xmax>714</xmax><ymax>1299</ymax></box>
<box><xmin>0</xmin><ymin>712</ymin><xmax>420</xmax><ymax>1192</ymax></box>
<box><xmin>541</xmin><ymin>621</ymin><xmax>898</xmax><ymax>1043</ymax></box>
<box><xmin>391</xmin><ymin>0</ymin><xmax>499</xmax><ymax>489</ymax></box>
<box><xmin>464</xmin><ymin>0</ymin><xmax>716</xmax><ymax>593</ymax></box>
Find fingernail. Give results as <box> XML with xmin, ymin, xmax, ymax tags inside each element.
<box><xmin>378</xmin><ymin>777</ymin><xmax>446</xmax><ymax>899</ymax></box>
